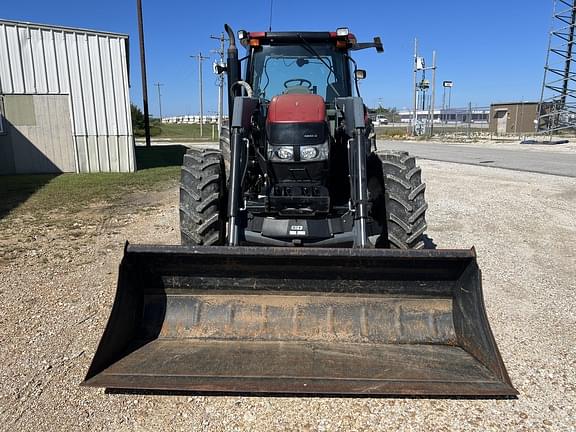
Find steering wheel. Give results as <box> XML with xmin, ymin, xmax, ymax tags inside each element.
<box><xmin>283</xmin><ymin>78</ymin><xmax>313</xmax><ymax>89</ymax></box>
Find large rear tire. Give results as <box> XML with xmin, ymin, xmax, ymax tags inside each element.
<box><xmin>179</xmin><ymin>148</ymin><xmax>226</xmax><ymax>246</ymax></box>
<box><xmin>219</xmin><ymin>125</ymin><xmax>231</xmax><ymax>180</ymax></box>
<box><xmin>381</xmin><ymin>150</ymin><xmax>428</xmax><ymax>249</ymax></box>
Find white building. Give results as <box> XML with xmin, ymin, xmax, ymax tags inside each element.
<box><xmin>162</xmin><ymin>115</ymin><xmax>225</xmax><ymax>125</ymax></box>
<box><xmin>398</xmin><ymin>108</ymin><xmax>490</xmax><ymax>124</ymax></box>
<box><xmin>0</xmin><ymin>19</ymin><xmax>134</xmax><ymax>174</ymax></box>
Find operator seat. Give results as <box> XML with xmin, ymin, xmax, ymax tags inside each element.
<box><xmin>283</xmin><ymin>86</ymin><xmax>312</xmax><ymax>95</ymax></box>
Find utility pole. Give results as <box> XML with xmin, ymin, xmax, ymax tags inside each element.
<box><xmin>210</xmin><ymin>33</ymin><xmax>228</xmax><ymax>137</ymax></box>
<box><xmin>154</xmin><ymin>82</ymin><xmax>164</xmax><ymax>122</ymax></box>
<box><xmin>412</xmin><ymin>38</ymin><xmax>418</xmax><ymax>136</ymax></box>
<box><xmin>429</xmin><ymin>50</ymin><xmax>437</xmax><ymax>137</ymax></box>
<box><xmin>136</xmin><ymin>0</ymin><xmax>151</xmax><ymax>146</ymax></box>
<box><xmin>192</xmin><ymin>52</ymin><xmax>210</xmax><ymax>137</ymax></box>
<box><xmin>467</xmin><ymin>102</ymin><xmax>472</xmax><ymax>138</ymax></box>
<box><xmin>413</xmin><ymin>42</ymin><xmax>436</xmax><ymax>136</ymax></box>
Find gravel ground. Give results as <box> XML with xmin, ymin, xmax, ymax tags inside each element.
<box><xmin>0</xmin><ymin>160</ymin><xmax>575</xmax><ymax>431</ymax></box>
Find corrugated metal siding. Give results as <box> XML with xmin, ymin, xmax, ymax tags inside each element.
<box><xmin>0</xmin><ymin>20</ymin><xmax>134</xmax><ymax>172</ymax></box>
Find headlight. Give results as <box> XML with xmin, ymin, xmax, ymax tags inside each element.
<box><xmin>301</xmin><ymin>143</ymin><xmax>329</xmax><ymax>161</ymax></box>
<box><xmin>300</xmin><ymin>146</ymin><xmax>319</xmax><ymax>160</ymax></box>
<box><xmin>268</xmin><ymin>146</ymin><xmax>294</xmax><ymax>161</ymax></box>
<box><xmin>268</xmin><ymin>143</ymin><xmax>329</xmax><ymax>162</ymax></box>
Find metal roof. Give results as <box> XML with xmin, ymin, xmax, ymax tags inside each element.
<box><xmin>490</xmin><ymin>102</ymin><xmax>539</xmax><ymax>106</ymax></box>
<box><xmin>0</xmin><ymin>18</ymin><xmax>128</xmax><ymax>39</ymax></box>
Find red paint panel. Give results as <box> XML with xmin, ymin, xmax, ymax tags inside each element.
<box><xmin>267</xmin><ymin>94</ymin><xmax>326</xmax><ymax>124</ymax></box>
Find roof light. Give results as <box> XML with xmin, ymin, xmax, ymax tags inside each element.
<box><xmin>238</xmin><ymin>30</ymin><xmax>248</xmax><ymax>40</ymax></box>
<box><xmin>336</xmin><ymin>28</ymin><xmax>349</xmax><ymax>37</ymax></box>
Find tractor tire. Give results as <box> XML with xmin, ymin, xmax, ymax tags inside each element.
<box><xmin>179</xmin><ymin>148</ymin><xmax>226</xmax><ymax>246</ymax></box>
<box><xmin>379</xmin><ymin>150</ymin><xmax>428</xmax><ymax>249</ymax></box>
<box><xmin>219</xmin><ymin>125</ymin><xmax>231</xmax><ymax>179</ymax></box>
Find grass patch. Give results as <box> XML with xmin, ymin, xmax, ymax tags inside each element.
<box><xmin>375</xmin><ymin>127</ymin><xmax>409</xmax><ymax>138</ymax></box>
<box><xmin>134</xmin><ymin>125</ymin><xmax>162</xmax><ymax>137</ymax></box>
<box><xmin>135</xmin><ymin>123</ymin><xmax>217</xmax><ymax>141</ymax></box>
<box><xmin>0</xmin><ymin>166</ymin><xmax>179</xmax><ymax>218</ymax></box>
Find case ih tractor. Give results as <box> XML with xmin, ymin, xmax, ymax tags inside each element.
<box><xmin>83</xmin><ymin>26</ymin><xmax>516</xmax><ymax>397</ymax></box>
<box><xmin>180</xmin><ymin>27</ymin><xmax>425</xmax><ymax>250</ymax></box>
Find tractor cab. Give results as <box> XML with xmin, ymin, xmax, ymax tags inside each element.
<box><xmin>241</xmin><ymin>30</ymin><xmax>355</xmax><ymax>103</ymax></box>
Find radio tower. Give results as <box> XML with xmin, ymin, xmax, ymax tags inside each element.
<box><xmin>538</xmin><ymin>0</ymin><xmax>576</xmax><ymax>136</ymax></box>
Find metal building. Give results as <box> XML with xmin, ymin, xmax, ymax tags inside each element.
<box><xmin>489</xmin><ymin>102</ymin><xmax>539</xmax><ymax>135</ymax></box>
<box><xmin>0</xmin><ymin>19</ymin><xmax>135</xmax><ymax>174</ymax></box>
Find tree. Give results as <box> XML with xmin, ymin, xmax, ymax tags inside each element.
<box><xmin>131</xmin><ymin>103</ymin><xmax>145</xmax><ymax>130</ymax></box>
<box><xmin>372</xmin><ymin>106</ymin><xmax>401</xmax><ymax>122</ymax></box>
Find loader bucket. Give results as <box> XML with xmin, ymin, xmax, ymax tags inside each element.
<box><xmin>83</xmin><ymin>245</ymin><xmax>517</xmax><ymax>396</ymax></box>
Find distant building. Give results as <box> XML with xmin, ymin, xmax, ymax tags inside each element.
<box><xmin>489</xmin><ymin>102</ymin><xmax>538</xmax><ymax>134</ymax></box>
<box><xmin>162</xmin><ymin>115</ymin><xmax>227</xmax><ymax>125</ymax></box>
<box><xmin>398</xmin><ymin>108</ymin><xmax>490</xmax><ymax>124</ymax></box>
<box><xmin>0</xmin><ymin>19</ymin><xmax>134</xmax><ymax>174</ymax></box>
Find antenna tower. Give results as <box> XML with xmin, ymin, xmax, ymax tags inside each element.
<box><xmin>538</xmin><ymin>0</ymin><xmax>576</xmax><ymax>135</ymax></box>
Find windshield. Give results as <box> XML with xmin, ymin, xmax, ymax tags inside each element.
<box><xmin>249</xmin><ymin>44</ymin><xmax>350</xmax><ymax>102</ymax></box>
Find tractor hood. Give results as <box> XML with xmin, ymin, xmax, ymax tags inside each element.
<box><xmin>267</xmin><ymin>94</ymin><xmax>327</xmax><ymax>146</ymax></box>
<box><xmin>268</xmin><ymin>94</ymin><xmax>326</xmax><ymax>124</ymax></box>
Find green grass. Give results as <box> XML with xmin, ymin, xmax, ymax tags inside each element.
<box><xmin>134</xmin><ymin>125</ymin><xmax>162</xmax><ymax>137</ymax></box>
<box><xmin>0</xmin><ymin>144</ymin><xmax>188</xmax><ymax>219</ymax></box>
<box><xmin>0</xmin><ymin>166</ymin><xmax>179</xmax><ymax>218</ymax></box>
<box><xmin>134</xmin><ymin>123</ymin><xmax>217</xmax><ymax>141</ymax></box>
<box><xmin>375</xmin><ymin>127</ymin><xmax>409</xmax><ymax>138</ymax></box>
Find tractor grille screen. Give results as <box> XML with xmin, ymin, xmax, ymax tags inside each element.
<box><xmin>268</xmin><ymin>123</ymin><xmax>326</xmax><ymax>145</ymax></box>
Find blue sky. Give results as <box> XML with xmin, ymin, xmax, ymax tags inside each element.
<box><xmin>2</xmin><ymin>1</ymin><xmax>552</xmax><ymax>116</ymax></box>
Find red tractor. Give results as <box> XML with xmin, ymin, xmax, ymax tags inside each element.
<box><xmin>83</xmin><ymin>26</ymin><xmax>516</xmax><ymax>397</ymax></box>
<box><xmin>180</xmin><ymin>27</ymin><xmax>426</xmax><ymax>250</ymax></box>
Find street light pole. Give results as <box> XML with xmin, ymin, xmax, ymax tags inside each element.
<box><xmin>442</xmin><ymin>86</ymin><xmax>446</xmax><ymax>124</ymax></box>
<box><xmin>442</xmin><ymin>80</ymin><xmax>454</xmax><ymax>124</ymax></box>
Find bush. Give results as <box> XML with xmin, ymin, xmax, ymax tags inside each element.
<box><xmin>131</xmin><ymin>103</ymin><xmax>145</xmax><ymax>130</ymax></box>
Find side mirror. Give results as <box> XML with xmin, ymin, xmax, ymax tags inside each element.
<box><xmin>355</xmin><ymin>69</ymin><xmax>367</xmax><ymax>80</ymax></box>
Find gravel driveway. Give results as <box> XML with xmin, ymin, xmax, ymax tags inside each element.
<box><xmin>1</xmin><ymin>160</ymin><xmax>575</xmax><ymax>431</ymax></box>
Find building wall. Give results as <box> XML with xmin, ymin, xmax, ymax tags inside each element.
<box><xmin>0</xmin><ymin>95</ymin><xmax>76</xmax><ymax>173</ymax></box>
<box><xmin>0</xmin><ymin>20</ymin><xmax>134</xmax><ymax>173</ymax></box>
<box><xmin>489</xmin><ymin>103</ymin><xmax>538</xmax><ymax>134</ymax></box>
